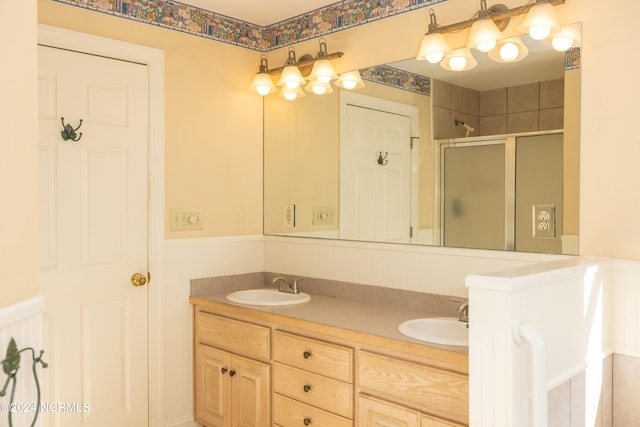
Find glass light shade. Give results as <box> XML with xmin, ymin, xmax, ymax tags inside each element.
<box><xmin>468</xmin><ymin>18</ymin><xmax>502</xmax><ymax>52</ymax></box>
<box><xmin>279</xmin><ymin>86</ymin><xmax>305</xmax><ymax>101</ymax></box>
<box><xmin>518</xmin><ymin>1</ymin><xmax>560</xmax><ymax>40</ymax></box>
<box><xmin>440</xmin><ymin>49</ymin><xmax>478</xmax><ymax>72</ymax></box>
<box><xmin>335</xmin><ymin>71</ymin><xmax>365</xmax><ymax>90</ymax></box>
<box><xmin>305</xmin><ymin>80</ymin><xmax>334</xmax><ymax>95</ymax></box>
<box><xmin>249</xmin><ymin>72</ymin><xmax>275</xmax><ymax>96</ymax></box>
<box><xmin>277</xmin><ymin>65</ymin><xmax>305</xmax><ymax>89</ymax></box>
<box><xmin>488</xmin><ymin>37</ymin><xmax>529</xmax><ymax>63</ymax></box>
<box><xmin>549</xmin><ymin>24</ymin><xmax>580</xmax><ymax>51</ymax></box>
<box><xmin>416</xmin><ymin>32</ymin><xmax>451</xmax><ymax>63</ymax></box>
<box><xmin>308</xmin><ymin>59</ymin><xmax>338</xmax><ymax>84</ymax></box>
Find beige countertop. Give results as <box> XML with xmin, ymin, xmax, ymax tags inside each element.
<box><xmin>190</xmin><ymin>290</ymin><xmax>469</xmax><ymax>356</ymax></box>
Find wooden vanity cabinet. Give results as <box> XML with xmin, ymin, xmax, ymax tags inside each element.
<box><xmin>358</xmin><ymin>395</ymin><xmax>465</xmax><ymax>427</ymax></box>
<box><xmin>191</xmin><ymin>299</ymin><xmax>468</xmax><ymax>427</ymax></box>
<box><xmin>272</xmin><ymin>330</ymin><xmax>354</xmax><ymax>426</ymax></box>
<box><xmin>194</xmin><ymin>309</ymin><xmax>271</xmax><ymax>427</ymax></box>
<box><xmin>357</xmin><ymin>351</ymin><xmax>468</xmax><ymax>426</ymax></box>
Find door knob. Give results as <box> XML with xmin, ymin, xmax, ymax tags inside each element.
<box><xmin>130</xmin><ymin>272</ymin><xmax>148</xmax><ymax>287</ymax></box>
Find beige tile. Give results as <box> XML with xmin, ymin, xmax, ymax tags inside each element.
<box><xmin>467</xmin><ymin>89</ymin><xmax>480</xmax><ymax>116</ymax></box>
<box><xmin>432</xmin><ymin>79</ymin><xmax>451</xmax><ymax>109</ymax></box>
<box><xmin>548</xmin><ymin>379</ymin><xmax>571</xmax><ymax>427</ymax></box>
<box><xmin>540</xmin><ymin>107</ymin><xmax>564</xmax><ymax>130</ymax></box>
<box><xmin>613</xmin><ymin>354</ymin><xmax>640</xmax><ymax>427</ymax></box>
<box><xmin>508</xmin><ymin>82</ymin><xmax>540</xmax><ymax>113</ymax></box>
<box><xmin>451</xmin><ymin>84</ymin><xmax>467</xmax><ymax>113</ymax></box>
<box><xmin>480</xmin><ymin>88</ymin><xmax>507</xmax><ymax>116</ymax></box>
<box><xmin>480</xmin><ymin>114</ymin><xmax>507</xmax><ymax>136</ymax></box>
<box><xmin>433</xmin><ymin>106</ymin><xmax>451</xmax><ymax>140</ymax></box>
<box><xmin>508</xmin><ymin>110</ymin><xmax>539</xmax><ymax>134</ymax></box>
<box><xmin>541</xmin><ymin>78</ymin><xmax>565</xmax><ymax>109</ymax></box>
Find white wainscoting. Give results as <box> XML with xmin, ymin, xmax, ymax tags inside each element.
<box><xmin>162</xmin><ymin>235</ymin><xmax>263</xmax><ymax>426</ymax></box>
<box><xmin>0</xmin><ymin>296</ymin><xmax>45</xmax><ymax>427</ymax></box>
<box><xmin>264</xmin><ymin>235</ymin><xmax>564</xmax><ymax>297</ymax></box>
<box><xmin>612</xmin><ymin>260</ymin><xmax>640</xmax><ymax>357</ymax></box>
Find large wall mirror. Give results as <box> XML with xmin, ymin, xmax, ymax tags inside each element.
<box><xmin>264</xmin><ymin>24</ymin><xmax>581</xmax><ymax>255</ymax></box>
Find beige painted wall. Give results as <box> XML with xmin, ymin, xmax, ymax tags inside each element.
<box><xmin>34</xmin><ymin>0</ymin><xmax>640</xmax><ymax>260</ymax></box>
<box><xmin>0</xmin><ymin>0</ymin><xmax>40</xmax><ymax>308</ymax></box>
<box><xmin>38</xmin><ymin>0</ymin><xmax>264</xmax><ymax>240</ymax></box>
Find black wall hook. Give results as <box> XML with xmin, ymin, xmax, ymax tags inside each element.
<box><xmin>377</xmin><ymin>151</ymin><xmax>388</xmax><ymax>166</ymax></box>
<box><xmin>60</xmin><ymin>117</ymin><xmax>83</xmax><ymax>142</ymax></box>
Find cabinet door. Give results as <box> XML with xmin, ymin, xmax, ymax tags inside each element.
<box><xmin>230</xmin><ymin>354</ymin><xmax>270</xmax><ymax>427</ymax></box>
<box><xmin>358</xmin><ymin>395</ymin><xmax>420</xmax><ymax>427</ymax></box>
<box><xmin>195</xmin><ymin>344</ymin><xmax>230</xmax><ymax>427</ymax></box>
<box><xmin>421</xmin><ymin>414</ymin><xmax>466</xmax><ymax>427</ymax></box>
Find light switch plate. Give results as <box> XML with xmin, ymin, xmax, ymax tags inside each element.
<box><xmin>169</xmin><ymin>208</ymin><xmax>204</xmax><ymax>231</ymax></box>
<box><xmin>532</xmin><ymin>204</ymin><xmax>555</xmax><ymax>238</ymax></box>
<box><xmin>284</xmin><ymin>204</ymin><xmax>295</xmax><ymax>227</ymax></box>
<box><xmin>313</xmin><ymin>207</ymin><xmax>335</xmax><ymax>225</ymax></box>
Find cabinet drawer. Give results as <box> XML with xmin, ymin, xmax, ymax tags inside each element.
<box><xmin>358</xmin><ymin>351</ymin><xmax>468</xmax><ymax>425</ymax></box>
<box><xmin>195</xmin><ymin>311</ymin><xmax>270</xmax><ymax>360</ymax></box>
<box><xmin>421</xmin><ymin>414</ymin><xmax>466</xmax><ymax>427</ymax></box>
<box><xmin>273</xmin><ymin>330</ymin><xmax>353</xmax><ymax>382</ymax></box>
<box><xmin>273</xmin><ymin>393</ymin><xmax>353</xmax><ymax>427</ymax></box>
<box><xmin>273</xmin><ymin>362</ymin><xmax>353</xmax><ymax>418</ymax></box>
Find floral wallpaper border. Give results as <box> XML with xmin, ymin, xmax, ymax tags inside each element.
<box><xmin>52</xmin><ymin>0</ymin><xmax>445</xmax><ymax>51</ymax></box>
<box><xmin>361</xmin><ymin>65</ymin><xmax>431</xmax><ymax>96</ymax></box>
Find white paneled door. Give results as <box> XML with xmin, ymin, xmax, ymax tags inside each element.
<box><xmin>341</xmin><ymin>105</ymin><xmax>411</xmax><ymax>243</ymax></box>
<box><xmin>38</xmin><ymin>45</ymin><xmax>149</xmax><ymax>426</ymax></box>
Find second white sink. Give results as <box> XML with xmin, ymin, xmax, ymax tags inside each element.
<box><xmin>226</xmin><ymin>289</ymin><xmax>311</xmax><ymax>306</ymax></box>
<box><xmin>398</xmin><ymin>317</ymin><xmax>469</xmax><ymax>347</ymax></box>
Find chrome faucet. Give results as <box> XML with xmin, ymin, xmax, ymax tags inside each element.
<box><xmin>272</xmin><ymin>276</ymin><xmax>302</xmax><ymax>294</ymax></box>
<box><xmin>451</xmin><ymin>298</ymin><xmax>469</xmax><ymax>323</ymax></box>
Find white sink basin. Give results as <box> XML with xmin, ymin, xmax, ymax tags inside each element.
<box><xmin>226</xmin><ymin>289</ymin><xmax>311</xmax><ymax>306</ymax></box>
<box><xmin>398</xmin><ymin>317</ymin><xmax>469</xmax><ymax>347</ymax></box>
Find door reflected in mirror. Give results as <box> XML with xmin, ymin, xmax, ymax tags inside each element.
<box><xmin>263</xmin><ymin>24</ymin><xmax>581</xmax><ymax>255</ymax></box>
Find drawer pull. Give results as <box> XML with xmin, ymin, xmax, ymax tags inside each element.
<box><xmin>221</xmin><ymin>367</ymin><xmax>228</xmax><ymax>374</ymax></box>
<box><xmin>229</xmin><ymin>370</ymin><xmax>236</xmax><ymax>377</ymax></box>
<box><xmin>303</xmin><ymin>384</ymin><xmax>311</xmax><ymax>393</ymax></box>
<box><xmin>303</xmin><ymin>417</ymin><xmax>311</xmax><ymax>426</ymax></box>
<box><xmin>303</xmin><ymin>351</ymin><xmax>312</xmax><ymax>359</ymax></box>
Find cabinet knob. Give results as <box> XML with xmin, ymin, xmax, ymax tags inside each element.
<box><xmin>303</xmin><ymin>351</ymin><xmax>311</xmax><ymax>359</ymax></box>
<box><xmin>303</xmin><ymin>384</ymin><xmax>311</xmax><ymax>393</ymax></box>
<box><xmin>303</xmin><ymin>418</ymin><xmax>311</xmax><ymax>426</ymax></box>
<box><xmin>229</xmin><ymin>370</ymin><xmax>236</xmax><ymax>377</ymax></box>
<box><xmin>221</xmin><ymin>367</ymin><xmax>228</xmax><ymax>374</ymax></box>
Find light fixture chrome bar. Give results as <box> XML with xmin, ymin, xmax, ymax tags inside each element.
<box><xmin>268</xmin><ymin>51</ymin><xmax>344</xmax><ymax>76</ymax></box>
<box><xmin>436</xmin><ymin>0</ymin><xmax>565</xmax><ymax>34</ymax></box>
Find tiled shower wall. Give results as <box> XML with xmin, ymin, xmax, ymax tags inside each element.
<box><xmin>432</xmin><ymin>78</ymin><xmax>564</xmax><ymax>139</ymax></box>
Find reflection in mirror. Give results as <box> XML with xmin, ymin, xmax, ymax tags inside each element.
<box><xmin>264</xmin><ymin>24</ymin><xmax>581</xmax><ymax>255</ymax></box>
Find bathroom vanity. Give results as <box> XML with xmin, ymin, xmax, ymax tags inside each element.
<box><xmin>190</xmin><ymin>285</ymin><xmax>469</xmax><ymax>427</ymax></box>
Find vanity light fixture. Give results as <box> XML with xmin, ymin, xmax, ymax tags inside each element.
<box><xmin>308</xmin><ymin>38</ymin><xmax>339</xmax><ymax>84</ymax></box>
<box><xmin>248</xmin><ymin>55</ymin><xmax>276</xmax><ymax>96</ymax></box>
<box><xmin>250</xmin><ymin>38</ymin><xmax>364</xmax><ymax>99</ymax></box>
<box><xmin>517</xmin><ymin>0</ymin><xmax>560</xmax><ymax>40</ymax></box>
<box><xmin>276</xmin><ymin>48</ymin><xmax>306</xmax><ymax>89</ymax></box>
<box><xmin>548</xmin><ymin>23</ymin><xmax>581</xmax><ymax>51</ymax></box>
<box><xmin>305</xmin><ymin>79</ymin><xmax>334</xmax><ymax>95</ymax></box>
<box><xmin>416</xmin><ymin>0</ymin><xmax>569</xmax><ymax>72</ymax></box>
<box><xmin>468</xmin><ymin>0</ymin><xmax>503</xmax><ymax>52</ymax></box>
<box><xmin>279</xmin><ymin>86</ymin><xmax>305</xmax><ymax>101</ymax></box>
<box><xmin>441</xmin><ymin>48</ymin><xmax>478</xmax><ymax>72</ymax></box>
<box><xmin>335</xmin><ymin>70</ymin><xmax>365</xmax><ymax>90</ymax></box>
<box><xmin>416</xmin><ymin>9</ymin><xmax>451</xmax><ymax>63</ymax></box>
<box><xmin>488</xmin><ymin>36</ymin><xmax>529</xmax><ymax>63</ymax></box>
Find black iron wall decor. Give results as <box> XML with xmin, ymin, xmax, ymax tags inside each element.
<box><xmin>0</xmin><ymin>338</ymin><xmax>48</xmax><ymax>427</ymax></box>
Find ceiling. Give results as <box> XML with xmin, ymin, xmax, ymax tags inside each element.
<box><xmin>178</xmin><ymin>0</ymin><xmax>339</xmax><ymax>26</ymax></box>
